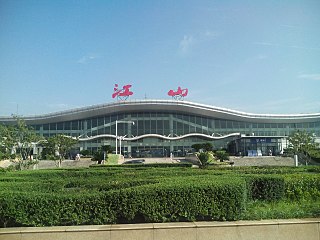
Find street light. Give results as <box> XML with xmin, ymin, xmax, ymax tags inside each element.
<box><xmin>115</xmin><ymin>120</ymin><xmax>135</xmax><ymax>155</ymax></box>
<box><xmin>119</xmin><ymin>135</ymin><xmax>127</xmax><ymax>156</ymax></box>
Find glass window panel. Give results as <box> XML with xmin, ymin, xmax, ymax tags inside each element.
<box><xmin>151</xmin><ymin>120</ymin><xmax>157</xmax><ymax>131</ymax></box>
<box><xmin>157</xmin><ymin>120</ymin><xmax>163</xmax><ymax>130</ymax></box>
<box><xmin>215</xmin><ymin>120</ymin><xmax>220</xmax><ymax>129</ymax></box>
<box><xmin>64</xmin><ymin>122</ymin><xmax>71</xmax><ymax>130</ymax></box>
<box><xmin>91</xmin><ymin>118</ymin><xmax>97</xmax><ymax>128</ymax></box>
<box><xmin>220</xmin><ymin>120</ymin><xmax>226</xmax><ymax>128</ymax></box>
<box><xmin>43</xmin><ymin>124</ymin><xmax>49</xmax><ymax>130</ymax></box>
<box><xmin>71</xmin><ymin>121</ymin><xmax>78</xmax><ymax>130</ymax></box>
<box><xmin>98</xmin><ymin>117</ymin><xmax>104</xmax><ymax>127</ymax></box>
<box><xmin>98</xmin><ymin>128</ymin><xmax>104</xmax><ymax>135</ymax></box>
<box><xmin>289</xmin><ymin>123</ymin><xmax>296</xmax><ymax>128</ymax></box>
<box><xmin>190</xmin><ymin>116</ymin><xmax>196</xmax><ymax>123</ymax></box>
<box><xmin>86</xmin><ymin>120</ymin><xmax>91</xmax><ymax>129</ymax></box>
<box><xmin>196</xmin><ymin>116</ymin><xmax>202</xmax><ymax>125</ymax></box>
<box><xmin>50</xmin><ymin>123</ymin><xmax>56</xmax><ymax>131</ymax></box>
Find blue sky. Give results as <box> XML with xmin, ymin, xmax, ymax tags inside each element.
<box><xmin>0</xmin><ymin>0</ymin><xmax>319</xmax><ymax>116</ymax></box>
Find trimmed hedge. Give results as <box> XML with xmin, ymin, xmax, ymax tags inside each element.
<box><xmin>1</xmin><ymin>167</ymin><xmax>319</xmax><ymax>227</ymax></box>
<box><xmin>245</xmin><ymin>175</ymin><xmax>285</xmax><ymax>201</ymax></box>
<box><xmin>285</xmin><ymin>174</ymin><xmax>320</xmax><ymax>200</ymax></box>
<box><xmin>0</xmin><ymin>176</ymin><xmax>246</xmax><ymax>227</ymax></box>
<box><xmin>90</xmin><ymin>163</ymin><xmax>193</xmax><ymax>168</ymax></box>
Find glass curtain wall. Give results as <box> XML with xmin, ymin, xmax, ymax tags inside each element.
<box><xmin>31</xmin><ymin>112</ymin><xmax>320</xmax><ymax>157</ymax></box>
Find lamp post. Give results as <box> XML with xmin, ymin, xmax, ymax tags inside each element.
<box><xmin>119</xmin><ymin>135</ymin><xmax>127</xmax><ymax>156</ymax></box>
<box><xmin>115</xmin><ymin>120</ymin><xmax>134</xmax><ymax>155</ymax></box>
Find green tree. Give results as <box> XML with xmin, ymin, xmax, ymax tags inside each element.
<box><xmin>91</xmin><ymin>145</ymin><xmax>112</xmax><ymax>164</ymax></box>
<box><xmin>0</xmin><ymin>124</ymin><xmax>14</xmax><ymax>160</ymax></box>
<box><xmin>215</xmin><ymin>150</ymin><xmax>229</xmax><ymax>162</ymax></box>
<box><xmin>287</xmin><ymin>130</ymin><xmax>319</xmax><ymax>165</ymax></box>
<box><xmin>79</xmin><ymin>149</ymin><xmax>90</xmax><ymax>156</ymax></box>
<box><xmin>198</xmin><ymin>152</ymin><xmax>210</xmax><ymax>168</ymax></box>
<box><xmin>191</xmin><ymin>144</ymin><xmax>203</xmax><ymax>152</ymax></box>
<box><xmin>288</xmin><ymin>130</ymin><xmax>318</xmax><ymax>154</ymax></box>
<box><xmin>44</xmin><ymin>135</ymin><xmax>78</xmax><ymax>167</ymax></box>
<box><xmin>202</xmin><ymin>142</ymin><xmax>213</xmax><ymax>152</ymax></box>
<box><xmin>191</xmin><ymin>142</ymin><xmax>213</xmax><ymax>152</ymax></box>
<box><xmin>101</xmin><ymin>145</ymin><xmax>114</xmax><ymax>154</ymax></box>
<box><xmin>0</xmin><ymin>117</ymin><xmax>43</xmax><ymax>169</ymax></box>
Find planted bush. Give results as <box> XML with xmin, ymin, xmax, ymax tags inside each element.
<box><xmin>246</xmin><ymin>175</ymin><xmax>285</xmax><ymax>201</ymax></box>
<box><xmin>285</xmin><ymin>174</ymin><xmax>320</xmax><ymax>200</ymax></box>
<box><xmin>0</xmin><ymin>166</ymin><xmax>319</xmax><ymax>227</ymax></box>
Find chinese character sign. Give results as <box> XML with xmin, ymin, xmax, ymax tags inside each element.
<box><xmin>112</xmin><ymin>84</ymin><xmax>133</xmax><ymax>100</ymax></box>
<box><xmin>168</xmin><ymin>87</ymin><xmax>188</xmax><ymax>100</ymax></box>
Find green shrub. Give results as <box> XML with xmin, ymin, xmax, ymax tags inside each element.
<box><xmin>0</xmin><ymin>171</ymin><xmax>247</xmax><ymax>227</ymax></box>
<box><xmin>246</xmin><ymin>175</ymin><xmax>285</xmax><ymax>201</ymax></box>
<box><xmin>198</xmin><ymin>152</ymin><xmax>210</xmax><ymax>168</ymax></box>
<box><xmin>1</xmin><ymin>166</ymin><xmax>319</xmax><ymax>227</ymax></box>
<box><xmin>285</xmin><ymin>174</ymin><xmax>320</xmax><ymax>200</ymax></box>
<box><xmin>214</xmin><ymin>150</ymin><xmax>229</xmax><ymax>162</ymax></box>
<box><xmin>90</xmin><ymin>163</ymin><xmax>193</xmax><ymax>168</ymax></box>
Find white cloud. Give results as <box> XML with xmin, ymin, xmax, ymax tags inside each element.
<box><xmin>253</xmin><ymin>42</ymin><xmax>280</xmax><ymax>47</ymax></box>
<box><xmin>77</xmin><ymin>54</ymin><xmax>98</xmax><ymax>64</ymax></box>
<box><xmin>298</xmin><ymin>74</ymin><xmax>320</xmax><ymax>81</ymax></box>
<box><xmin>204</xmin><ymin>30</ymin><xmax>220</xmax><ymax>39</ymax></box>
<box><xmin>178</xmin><ymin>30</ymin><xmax>220</xmax><ymax>54</ymax></box>
<box><xmin>253</xmin><ymin>42</ymin><xmax>320</xmax><ymax>51</ymax></box>
<box><xmin>179</xmin><ymin>35</ymin><xmax>194</xmax><ymax>53</ymax></box>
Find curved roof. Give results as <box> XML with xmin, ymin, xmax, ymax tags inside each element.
<box><xmin>1</xmin><ymin>100</ymin><xmax>320</xmax><ymax>124</ymax></box>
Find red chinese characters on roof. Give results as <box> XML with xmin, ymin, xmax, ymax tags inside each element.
<box><xmin>112</xmin><ymin>84</ymin><xmax>133</xmax><ymax>100</ymax></box>
<box><xmin>168</xmin><ymin>87</ymin><xmax>188</xmax><ymax>100</ymax></box>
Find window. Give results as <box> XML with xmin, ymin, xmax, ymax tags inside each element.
<box><xmin>49</xmin><ymin>123</ymin><xmax>56</xmax><ymax>131</ymax></box>
<box><xmin>220</xmin><ymin>120</ymin><xmax>226</xmax><ymax>128</ymax></box>
<box><xmin>71</xmin><ymin>121</ymin><xmax>78</xmax><ymax>130</ymax></box>
<box><xmin>98</xmin><ymin>117</ymin><xmax>104</xmax><ymax>127</ymax></box>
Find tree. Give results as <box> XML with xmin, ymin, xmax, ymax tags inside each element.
<box><xmin>0</xmin><ymin>117</ymin><xmax>43</xmax><ymax>170</ymax></box>
<box><xmin>215</xmin><ymin>150</ymin><xmax>229</xmax><ymax>162</ymax></box>
<box><xmin>91</xmin><ymin>145</ymin><xmax>112</xmax><ymax>164</ymax></box>
<box><xmin>191</xmin><ymin>144</ymin><xmax>203</xmax><ymax>152</ymax></box>
<box><xmin>0</xmin><ymin>124</ymin><xmax>14</xmax><ymax>160</ymax></box>
<box><xmin>202</xmin><ymin>142</ymin><xmax>213</xmax><ymax>152</ymax></box>
<box><xmin>191</xmin><ymin>142</ymin><xmax>213</xmax><ymax>152</ymax></box>
<box><xmin>101</xmin><ymin>145</ymin><xmax>114</xmax><ymax>154</ymax></box>
<box><xmin>287</xmin><ymin>130</ymin><xmax>319</xmax><ymax>165</ymax></box>
<box><xmin>44</xmin><ymin>135</ymin><xmax>78</xmax><ymax>167</ymax></box>
<box><xmin>288</xmin><ymin>130</ymin><xmax>317</xmax><ymax>154</ymax></box>
<box><xmin>198</xmin><ymin>152</ymin><xmax>210</xmax><ymax>168</ymax></box>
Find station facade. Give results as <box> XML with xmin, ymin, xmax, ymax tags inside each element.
<box><xmin>1</xmin><ymin>100</ymin><xmax>320</xmax><ymax>157</ymax></box>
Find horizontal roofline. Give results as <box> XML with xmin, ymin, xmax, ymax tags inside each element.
<box><xmin>0</xmin><ymin>99</ymin><xmax>320</xmax><ymax>124</ymax></box>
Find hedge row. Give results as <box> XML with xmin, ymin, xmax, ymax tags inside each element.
<box><xmin>0</xmin><ymin>177</ymin><xmax>246</xmax><ymax>227</ymax></box>
<box><xmin>285</xmin><ymin>174</ymin><xmax>320</xmax><ymax>200</ymax></box>
<box><xmin>1</xmin><ymin>167</ymin><xmax>319</xmax><ymax>227</ymax></box>
<box><xmin>90</xmin><ymin>163</ymin><xmax>193</xmax><ymax>168</ymax></box>
<box><xmin>245</xmin><ymin>175</ymin><xmax>285</xmax><ymax>201</ymax></box>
